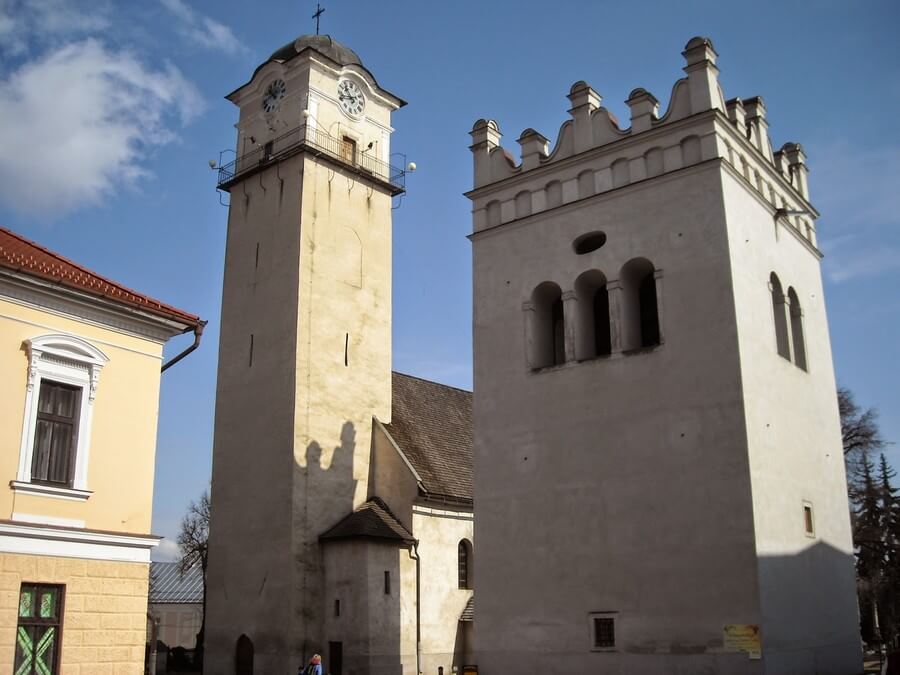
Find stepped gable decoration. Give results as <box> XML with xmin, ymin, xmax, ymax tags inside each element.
<box><xmin>468</xmin><ymin>36</ymin><xmax>812</xmax><ymax>207</ymax></box>
<box><xmin>0</xmin><ymin>227</ymin><xmax>201</xmax><ymax>327</ymax></box>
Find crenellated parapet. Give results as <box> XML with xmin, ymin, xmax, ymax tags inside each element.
<box><xmin>468</xmin><ymin>37</ymin><xmax>817</xmax><ymax>248</ymax></box>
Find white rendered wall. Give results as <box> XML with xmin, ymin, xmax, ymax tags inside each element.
<box><xmin>721</xmin><ymin>168</ymin><xmax>861</xmax><ymax>673</ymax></box>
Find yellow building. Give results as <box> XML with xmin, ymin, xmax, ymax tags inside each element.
<box><xmin>0</xmin><ymin>227</ymin><xmax>203</xmax><ymax>675</ymax></box>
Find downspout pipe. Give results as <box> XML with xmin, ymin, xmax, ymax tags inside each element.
<box><xmin>408</xmin><ymin>540</ymin><xmax>421</xmax><ymax>675</ymax></box>
<box><xmin>161</xmin><ymin>321</ymin><xmax>206</xmax><ymax>373</ymax></box>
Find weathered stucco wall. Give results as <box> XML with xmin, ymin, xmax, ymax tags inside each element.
<box><xmin>473</xmin><ymin>154</ymin><xmax>765</xmax><ymax>674</ymax></box>
<box><xmin>722</xmin><ymin>168</ymin><xmax>861</xmax><ymax>673</ymax></box>
<box><xmin>206</xmin><ymin>47</ymin><xmax>397</xmax><ymax>674</ymax></box>
<box><xmin>413</xmin><ymin>504</ymin><xmax>474</xmax><ymax>674</ymax></box>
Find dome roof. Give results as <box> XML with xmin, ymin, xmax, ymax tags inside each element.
<box><xmin>269</xmin><ymin>34</ymin><xmax>363</xmax><ymax>67</ymax></box>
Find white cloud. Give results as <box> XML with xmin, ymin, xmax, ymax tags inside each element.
<box><xmin>0</xmin><ymin>0</ymin><xmax>111</xmax><ymax>56</ymax></box>
<box><xmin>160</xmin><ymin>0</ymin><xmax>245</xmax><ymax>55</ymax></box>
<box><xmin>0</xmin><ymin>39</ymin><xmax>204</xmax><ymax>218</ymax></box>
<box><xmin>809</xmin><ymin>141</ymin><xmax>900</xmax><ymax>283</ymax></box>
<box><xmin>152</xmin><ymin>538</ymin><xmax>180</xmax><ymax>562</ymax></box>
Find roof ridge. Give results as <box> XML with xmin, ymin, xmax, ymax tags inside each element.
<box><xmin>392</xmin><ymin>370</ymin><xmax>472</xmax><ymax>395</ymax></box>
<box><xmin>366</xmin><ymin>495</ymin><xmax>414</xmax><ymax>537</ymax></box>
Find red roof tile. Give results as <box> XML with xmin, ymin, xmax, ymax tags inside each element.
<box><xmin>0</xmin><ymin>227</ymin><xmax>200</xmax><ymax>327</ymax></box>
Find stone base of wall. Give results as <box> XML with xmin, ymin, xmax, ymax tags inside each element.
<box><xmin>0</xmin><ymin>552</ymin><xmax>149</xmax><ymax>675</ymax></box>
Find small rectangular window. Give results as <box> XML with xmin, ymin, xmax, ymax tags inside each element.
<box><xmin>588</xmin><ymin>612</ymin><xmax>617</xmax><ymax>651</ymax></box>
<box><xmin>15</xmin><ymin>583</ymin><xmax>64</xmax><ymax>674</ymax></box>
<box><xmin>334</xmin><ymin>599</ymin><xmax>340</xmax><ymax>617</ymax></box>
<box><xmin>593</xmin><ymin>617</ymin><xmax>615</xmax><ymax>649</ymax></box>
<box><xmin>263</xmin><ymin>141</ymin><xmax>274</xmax><ymax>160</ymax></box>
<box><xmin>803</xmin><ymin>503</ymin><xmax>815</xmax><ymax>536</ymax></box>
<box><xmin>384</xmin><ymin>570</ymin><xmax>390</xmax><ymax>595</ymax></box>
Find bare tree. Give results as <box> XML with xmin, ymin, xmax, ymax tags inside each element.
<box><xmin>177</xmin><ymin>490</ymin><xmax>209</xmax><ymax>668</ymax></box>
<box><xmin>839</xmin><ymin>387</ymin><xmax>887</xmax><ymax>497</ymax></box>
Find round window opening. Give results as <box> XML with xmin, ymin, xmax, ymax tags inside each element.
<box><xmin>573</xmin><ymin>231</ymin><xmax>607</xmax><ymax>254</ymax></box>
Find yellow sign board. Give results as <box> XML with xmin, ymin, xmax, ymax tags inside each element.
<box><xmin>723</xmin><ymin>624</ymin><xmax>762</xmax><ymax>659</ymax></box>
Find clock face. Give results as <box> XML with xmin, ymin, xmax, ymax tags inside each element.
<box><xmin>262</xmin><ymin>79</ymin><xmax>286</xmax><ymax>113</ymax></box>
<box><xmin>338</xmin><ymin>80</ymin><xmax>365</xmax><ymax>118</ymax></box>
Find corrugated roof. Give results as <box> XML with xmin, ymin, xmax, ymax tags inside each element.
<box><xmin>0</xmin><ymin>227</ymin><xmax>201</xmax><ymax>327</ymax></box>
<box><xmin>460</xmin><ymin>596</ymin><xmax>474</xmax><ymax>622</ymax></box>
<box><xmin>385</xmin><ymin>372</ymin><xmax>473</xmax><ymax>502</ymax></box>
<box><xmin>320</xmin><ymin>497</ymin><xmax>414</xmax><ymax>544</ymax></box>
<box><xmin>149</xmin><ymin>562</ymin><xmax>203</xmax><ymax>604</ymax></box>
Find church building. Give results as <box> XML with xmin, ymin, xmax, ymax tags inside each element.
<box><xmin>204</xmin><ymin>29</ymin><xmax>861</xmax><ymax>675</ymax></box>
<box><xmin>204</xmin><ymin>35</ymin><xmax>474</xmax><ymax>675</ymax></box>
<box><xmin>467</xmin><ymin>37</ymin><xmax>860</xmax><ymax>675</ymax></box>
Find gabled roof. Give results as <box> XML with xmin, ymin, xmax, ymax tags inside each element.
<box><xmin>0</xmin><ymin>227</ymin><xmax>201</xmax><ymax>328</ymax></box>
<box><xmin>384</xmin><ymin>372</ymin><xmax>473</xmax><ymax>503</ymax></box>
<box><xmin>320</xmin><ymin>497</ymin><xmax>414</xmax><ymax>544</ymax></box>
<box><xmin>149</xmin><ymin>562</ymin><xmax>203</xmax><ymax>604</ymax></box>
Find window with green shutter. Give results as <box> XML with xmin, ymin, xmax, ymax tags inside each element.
<box><xmin>14</xmin><ymin>584</ymin><xmax>63</xmax><ymax>675</ymax></box>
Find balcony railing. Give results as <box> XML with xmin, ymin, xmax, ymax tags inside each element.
<box><xmin>216</xmin><ymin>124</ymin><xmax>406</xmax><ymax>193</ymax></box>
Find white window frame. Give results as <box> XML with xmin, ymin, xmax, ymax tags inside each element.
<box><xmin>13</xmin><ymin>334</ymin><xmax>108</xmax><ymax>500</ymax></box>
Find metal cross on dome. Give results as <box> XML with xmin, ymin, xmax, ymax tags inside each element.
<box><xmin>312</xmin><ymin>3</ymin><xmax>325</xmax><ymax>35</ymax></box>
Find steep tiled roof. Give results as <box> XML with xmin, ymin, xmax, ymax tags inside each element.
<box><xmin>0</xmin><ymin>227</ymin><xmax>200</xmax><ymax>327</ymax></box>
<box><xmin>320</xmin><ymin>497</ymin><xmax>415</xmax><ymax>544</ymax></box>
<box><xmin>384</xmin><ymin>372</ymin><xmax>473</xmax><ymax>502</ymax></box>
<box><xmin>149</xmin><ymin>562</ymin><xmax>203</xmax><ymax>604</ymax></box>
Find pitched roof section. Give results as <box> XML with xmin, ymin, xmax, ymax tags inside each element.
<box><xmin>0</xmin><ymin>227</ymin><xmax>201</xmax><ymax>327</ymax></box>
<box><xmin>385</xmin><ymin>372</ymin><xmax>473</xmax><ymax>503</ymax></box>
<box><xmin>320</xmin><ymin>497</ymin><xmax>415</xmax><ymax>544</ymax></box>
<box><xmin>149</xmin><ymin>562</ymin><xmax>203</xmax><ymax>604</ymax></box>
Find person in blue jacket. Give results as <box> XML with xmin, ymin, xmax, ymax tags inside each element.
<box><xmin>300</xmin><ymin>653</ymin><xmax>322</xmax><ymax>675</ymax></box>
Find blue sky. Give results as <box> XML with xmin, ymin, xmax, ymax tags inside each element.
<box><xmin>1</xmin><ymin>0</ymin><xmax>897</xmax><ymax>560</ymax></box>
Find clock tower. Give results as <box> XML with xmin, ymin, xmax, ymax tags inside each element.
<box><xmin>204</xmin><ymin>35</ymin><xmax>406</xmax><ymax>674</ymax></box>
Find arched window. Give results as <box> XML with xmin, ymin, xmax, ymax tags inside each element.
<box><xmin>545</xmin><ymin>181</ymin><xmax>562</xmax><ymax>209</ymax></box>
<box><xmin>485</xmin><ymin>201</ymin><xmax>501</xmax><ymax>228</ymax></box>
<box><xmin>575</xmin><ymin>270</ymin><xmax>611</xmax><ymax>360</ymax></box>
<box><xmin>788</xmin><ymin>287</ymin><xmax>807</xmax><ymax>371</ymax></box>
<box><xmin>530</xmin><ymin>282</ymin><xmax>565</xmax><ymax>368</ymax></box>
<box><xmin>611</xmin><ymin>158</ymin><xmax>630</xmax><ymax>188</ymax></box>
<box><xmin>621</xmin><ymin>259</ymin><xmax>660</xmax><ymax>350</ymax></box>
<box><xmin>681</xmin><ymin>135</ymin><xmax>701</xmax><ymax>166</ymax></box>
<box><xmin>236</xmin><ymin>634</ymin><xmax>254</xmax><ymax>675</ymax></box>
<box><xmin>514</xmin><ymin>191</ymin><xmax>532</xmax><ymax>218</ymax></box>
<box><xmin>577</xmin><ymin>170</ymin><xmax>594</xmax><ymax>199</ymax></box>
<box><xmin>644</xmin><ymin>147</ymin><xmax>663</xmax><ymax>178</ymax></box>
<box><xmin>458</xmin><ymin>539</ymin><xmax>473</xmax><ymax>589</ymax></box>
<box><xmin>770</xmin><ymin>273</ymin><xmax>790</xmax><ymax>360</ymax></box>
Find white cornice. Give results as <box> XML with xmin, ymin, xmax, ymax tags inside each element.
<box><xmin>0</xmin><ymin>273</ymin><xmax>188</xmax><ymax>343</ymax></box>
<box><xmin>0</xmin><ymin>521</ymin><xmax>160</xmax><ymax>563</ymax></box>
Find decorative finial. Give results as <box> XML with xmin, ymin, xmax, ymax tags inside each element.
<box><xmin>312</xmin><ymin>2</ymin><xmax>325</xmax><ymax>35</ymax></box>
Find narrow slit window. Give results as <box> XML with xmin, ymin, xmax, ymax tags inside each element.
<box><xmin>384</xmin><ymin>570</ymin><xmax>390</xmax><ymax>595</ymax></box>
<box><xmin>334</xmin><ymin>599</ymin><xmax>340</xmax><ymax>617</ymax></box>
<box><xmin>803</xmin><ymin>504</ymin><xmax>814</xmax><ymax>536</ymax></box>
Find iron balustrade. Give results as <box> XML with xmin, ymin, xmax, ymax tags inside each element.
<box><xmin>216</xmin><ymin>124</ymin><xmax>405</xmax><ymax>192</ymax></box>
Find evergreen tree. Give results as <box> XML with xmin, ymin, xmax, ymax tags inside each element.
<box><xmin>877</xmin><ymin>455</ymin><xmax>900</xmax><ymax>646</ymax></box>
<box><xmin>856</xmin><ymin>454</ymin><xmax>883</xmax><ymax>643</ymax></box>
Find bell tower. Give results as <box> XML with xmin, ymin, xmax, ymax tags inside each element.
<box><xmin>205</xmin><ymin>35</ymin><xmax>406</xmax><ymax>674</ymax></box>
<box><xmin>468</xmin><ymin>38</ymin><xmax>860</xmax><ymax>674</ymax></box>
